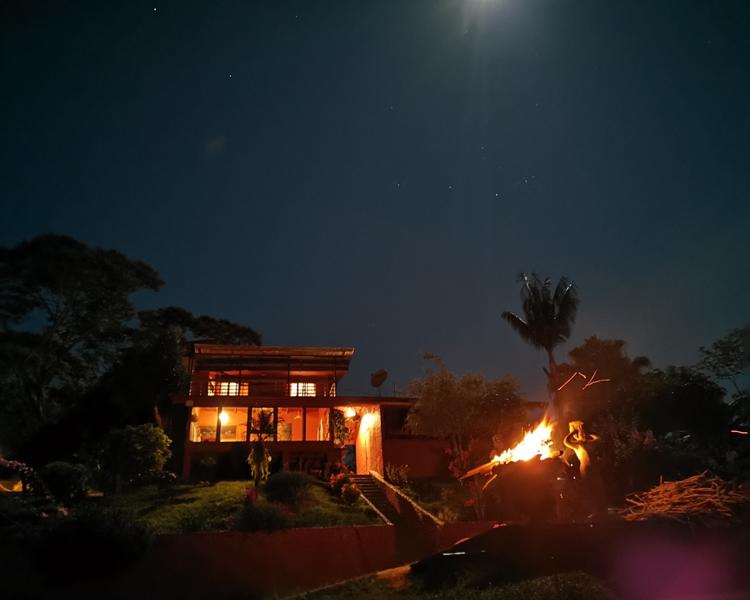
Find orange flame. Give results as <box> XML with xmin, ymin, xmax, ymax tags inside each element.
<box><xmin>491</xmin><ymin>414</ymin><xmax>557</xmax><ymax>465</ymax></box>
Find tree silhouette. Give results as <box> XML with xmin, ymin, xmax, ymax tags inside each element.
<box><xmin>501</xmin><ymin>272</ymin><xmax>579</xmax><ymax>411</ymax></box>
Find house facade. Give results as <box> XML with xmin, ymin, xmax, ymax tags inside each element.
<box><xmin>171</xmin><ymin>343</ymin><xmax>447</xmax><ymax>480</ymax></box>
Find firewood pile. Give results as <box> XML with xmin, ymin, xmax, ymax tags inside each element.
<box><xmin>619</xmin><ymin>472</ymin><xmax>750</xmax><ymax>524</ymax></box>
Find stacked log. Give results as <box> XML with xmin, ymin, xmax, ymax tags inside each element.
<box><xmin>619</xmin><ymin>472</ymin><xmax>750</xmax><ymax>525</ymax></box>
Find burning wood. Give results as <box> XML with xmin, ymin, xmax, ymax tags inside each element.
<box><xmin>461</xmin><ymin>415</ymin><xmax>597</xmax><ymax>481</ymax></box>
<box><xmin>619</xmin><ymin>472</ymin><xmax>750</xmax><ymax>524</ymax></box>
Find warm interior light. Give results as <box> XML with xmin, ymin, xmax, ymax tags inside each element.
<box><xmin>345</xmin><ymin>408</ymin><xmax>356</xmax><ymax>418</ymax></box>
<box><xmin>219</xmin><ymin>410</ymin><xmax>229</xmax><ymax>425</ymax></box>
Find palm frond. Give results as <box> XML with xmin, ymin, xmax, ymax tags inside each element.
<box><xmin>501</xmin><ymin>311</ymin><xmax>543</xmax><ymax>349</ymax></box>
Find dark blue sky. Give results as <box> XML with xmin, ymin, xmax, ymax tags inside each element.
<box><xmin>2</xmin><ymin>1</ymin><xmax>749</xmax><ymax>396</ymax></box>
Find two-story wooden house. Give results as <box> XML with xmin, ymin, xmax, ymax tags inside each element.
<box><xmin>170</xmin><ymin>343</ymin><xmax>447</xmax><ymax>479</ymax></box>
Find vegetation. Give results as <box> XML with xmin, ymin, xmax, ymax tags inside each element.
<box><xmin>405</xmin><ymin>355</ymin><xmax>527</xmax><ymax>517</ymax></box>
<box><xmin>264</xmin><ymin>471</ymin><xmax>314</xmax><ymax>509</ymax></box>
<box><xmin>305</xmin><ymin>571</ymin><xmax>616</xmax><ymax>599</ymax></box>
<box><xmin>99</xmin><ymin>423</ymin><xmax>173</xmax><ymax>492</ymax></box>
<box><xmin>501</xmin><ymin>273</ymin><xmax>579</xmax><ymax>403</ymax></box>
<box><xmin>88</xmin><ymin>480</ymin><xmax>380</xmax><ymax>535</ymax></box>
<box><xmin>0</xmin><ymin>235</ymin><xmax>261</xmax><ymax>463</ymax></box>
<box><xmin>39</xmin><ymin>461</ymin><xmax>91</xmax><ymax>503</ymax></box>
<box><xmin>247</xmin><ymin>441</ymin><xmax>272</xmax><ymax>487</ymax></box>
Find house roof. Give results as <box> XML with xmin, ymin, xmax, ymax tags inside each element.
<box><xmin>188</xmin><ymin>343</ymin><xmax>355</xmax><ymax>378</ymax></box>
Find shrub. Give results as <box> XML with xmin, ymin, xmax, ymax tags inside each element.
<box><xmin>40</xmin><ymin>461</ymin><xmax>90</xmax><ymax>503</ymax></box>
<box><xmin>328</xmin><ymin>462</ymin><xmax>350</xmax><ymax>477</ymax></box>
<box><xmin>233</xmin><ymin>502</ymin><xmax>290</xmax><ymax>532</ymax></box>
<box><xmin>341</xmin><ymin>483</ymin><xmax>361</xmax><ymax>505</ymax></box>
<box><xmin>101</xmin><ymin>424</ymin><xmax>172</xmax><ymax>489</ymax></box>
<box><xmin>385</xmin><ymin>463</ymin><xmax>410</xmax><ymax>487</ymax></box>
<box><xmin>264</xmin><ymin>471</ymin><xmax>313</xmax><ymax>509</ymax></box>
<box><xmin>330</xmin><ymin>472</ymin><xmax>352</xmax><ymax>496</ymax></box>
<box><xmin>140</xmin><ymin>468</ymin><xmax>177</xmax><ymax>487</ymax></box>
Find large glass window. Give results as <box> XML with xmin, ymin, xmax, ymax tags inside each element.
<box><xmin>190</xmin><ymin>407</ymin><xmax>218</xmax><ymax>442</ymax></box>
<box><xmin>290</xmin><ymin>382</ymin><xmax>316</xmax><ymax>397</ymax></box>
<box><xmin>305</xmin><ymin>408</ymin><xmax>330</xmax><ymax>441</ymax></box>
<box><xmin>250</xmin><ymin>407</ymin><xmax>275</xmax><ymax>441</ymax></box>
<box><xmin>277</xmin><ymin>407</ymin><xmax>303</xmax><ymax>441</ymax></box>
<box><xmin>219</xmin><ymin>407</ymin><xmax>248</xmax><ymax>442</ymax></box>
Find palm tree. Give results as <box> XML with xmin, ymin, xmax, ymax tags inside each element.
<box><xmin>501</xmin><ymin>273</ymin><xmax>579</xmax><ymax>404</ymax></box>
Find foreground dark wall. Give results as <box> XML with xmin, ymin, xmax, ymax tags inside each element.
<box><xmin>67</xmin><ymin>522</ymin><xmax>496</xmax><ymax>599</ymax></box>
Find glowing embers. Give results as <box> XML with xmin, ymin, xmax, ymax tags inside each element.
<box><xmin>492</xmin><ymin>414</ymin><xmax>557</xmax><ymax>466</ymax></box>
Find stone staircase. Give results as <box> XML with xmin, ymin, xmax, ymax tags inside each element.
<box><xmin>351</xmin><ymin>474</ymin><xmax>400</xmax><ymax>525</ymax></box>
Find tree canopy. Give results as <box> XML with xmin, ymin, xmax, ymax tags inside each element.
<box><xmin>405</xmin><ymin>356</ymin><xmax>527</xmax><ymax>465</ymax></box>
<box><xmin>0</xmin><ymin>235</ymin><xmax>162</xmax><ymax>426</ymax></box>
<box><xmin>501</xmin><ymin>272</ymin><xmax>578</xmax><ymax>385</ymax></box>
<box><xmin>138</xmin><ymin>306</ymin><xmax>262</xmax><ymax>346</ymax></box>
<box><xmin>0</xmin><ymin>235</ymin><xmax>262</xmax><ymax>460</ymax></box>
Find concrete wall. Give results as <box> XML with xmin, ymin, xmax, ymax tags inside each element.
<box><xmin>109</xmin><ymin>526</ymin><xmax>399</xmax><ymax>599</ymax></box>
<box><xmin>356</xmin><ymin>409</ymin><xmax>383</xmax><ymax>475</ymax></box>
<box><xmin>81</xmin><ymin>522</ymin><xmax>500</xmax><ymax>599</ymax></box>
<box><xmin>382</xmin><ymin>438</ymin><xmax>449</xmax><ymax>477</ymax></box>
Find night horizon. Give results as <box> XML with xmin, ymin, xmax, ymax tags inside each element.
<box><xmin>4</xmin><ymin>1</ymin><xmax>749</xmax><ymax>397</ymax></box>
<box><xmin>3</xmin><ymin>3</ymin><xmax>750</xmax><ymax>598</ymax></box>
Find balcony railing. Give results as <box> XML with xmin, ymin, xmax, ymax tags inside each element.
<box><xmin>188</xmin><ymin>379</ymin><xmax>337</xmax><ymax>398</ymax></box>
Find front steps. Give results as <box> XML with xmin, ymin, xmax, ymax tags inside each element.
<box><xmin>352</xmin><ymin>474</ymin><xmax>400</xmax><ymax>525</ymax></box>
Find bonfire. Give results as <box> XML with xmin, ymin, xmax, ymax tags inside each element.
<box><xmin>461</xmin><ymin>414</ymin><xmax>598</xmax><ymax>482</ymax></box>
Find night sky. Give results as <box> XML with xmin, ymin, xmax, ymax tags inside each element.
<box><xmin>2</xmin><ymin>1</ymin><xmax>749</xmax><ymax>397</ymax></box>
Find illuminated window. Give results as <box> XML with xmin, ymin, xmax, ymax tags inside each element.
<box><xmin>290</xmin><ymin>382</ymin><xmax>316</xmax><ymax>397</ymax></box>
<box><xmin>329</xmin><ymin>382</ymin><xmax>336</xmax><ymax>397</ymax></box>
<box><xmin>207</xmin><ymin>381</ymin><xmax>249</xmax><ymax>396</ymax></box>
<box><xmin>250</xmin><ymin>407</ymin><xmax>275</xmax><ymax>441</ymax></box>
<box><xmin>277</xmin><ymin>407</ymin><xmax>303</xmax><ymax>441</ymax></box>
<box><xmin>305</xmin><ymin>408</ymin><xmax>330</xmax><ymax>441</ymax></box>
<box><xmin>219</xmin><ymin>407</ymin><xmax>248</xmax><ymax>442</ymax></box>
<box><xmin>189</xmin><ymin>407</ymin><xmax>218</xmax><ymax>442</ymax></box>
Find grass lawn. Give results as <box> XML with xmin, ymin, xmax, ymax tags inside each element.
<box><xmin>94</xmin><ymin>479</ymin><xmax>381</xmax><ymax>535</ymax></box>
<box><xmin>305</xmin><ymin>571</ymin><xmax>618</xmax><ymax>599</ymax></box>
<box><xmin>395</xmin><ymin>477</ymin><xmax>475</xmax><ymax>522</ymax></box>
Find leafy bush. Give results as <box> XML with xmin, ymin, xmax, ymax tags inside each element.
<box><xmin>328</xmin><ymin>462</ymin><xmax>350</xmax><ymax>477</ymax></box>
<box><xmin>264</xmin><ymin>471</ymin><xmax>313</xmax><ymax>509</ymax></box>
<box><xmin>101</xmin><ymin>424</ymin><xmax>172</xmax><ymax>489</ymax></box>
<box><xmin>385</xmin><ymin>463</ymin><xmax>410</xmax><ymax>487</ymax></box>
<box><xmin>341</xmin><ymin>482</ymin><xmax>361</xmax><ymax>505</ymax></box>
<box><xmin>40</xmin><ymin>461</ymin><xmax>90</xmax><ymax>503</ymax></box>
<box><xmin>233</xmin><ymin>502</ymin><xmax>290</xmax><ymax>532</ymax></box>
<box><xmin>38</xmin><ymin>507</ymin><xmax>151</xmax><ymax>580</ymax></box>
<box><xmin>140</xmin><ymin>468</ymin><xmax>177</xmax><ymax>487</ymax></box>
<box><xmin>330</xmin><ymin>472</ymin><xmax>353</xmax><ymax>496</ymax></box>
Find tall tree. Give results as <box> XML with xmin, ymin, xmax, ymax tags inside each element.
<box><xmin>405</xmin><ymin>355</ymin><xmax>527</xmax><ymax>517</ymax></box>
<box><xmin>697</xmin><ymin>325</ymin><xmax>750</xmax><ymax>396</ymax></box>
<box><xmin>137</xmin><ymin>306</ymin><xmax>262</xmax><ymax>345</ymax></box>
<box><xmin>0</xmin><ymin>235</ymin><xmax>162</xmax><ymax>429</ymax></box>
<box><xmin>501</xmin><ymin>273</ymin><xmax>579</xmax><ymax>410</ymax></box>
<box><xmin>697</xmin><ymin>325</ymin><xmax>750</xmax><ymax>429</ymax></box>
<box><xmin>557</xmin><ymin>337</ymin><xmax>651</xmax><ymax>423</ymax></box>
